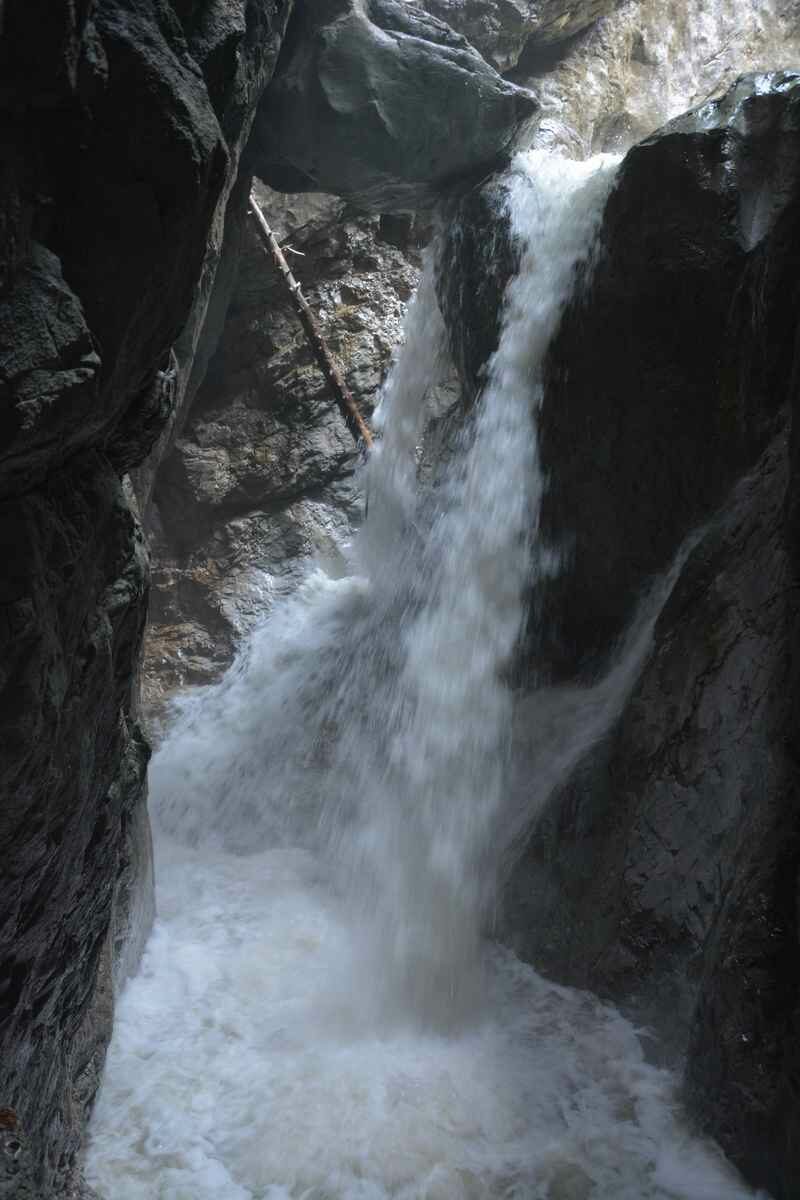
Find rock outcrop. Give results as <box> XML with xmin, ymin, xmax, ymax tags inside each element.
<box><xmin>3</xmin><ymin>0</ymin><xmax>797</xmax><ymax>1192</ymax></box>
<box><xmin>143</xmin><ymin>188</ymin><xmax>423</xmax><ymax>712</ymax></box>
<box><xmin>0</xmin><ymin>1</ymin><xmax>293</xmax><ymax>1192</ymax></box>
<box><xmin>249</xmin><ymin>0</ymin><xmax>539</xmax><ymax>210</ymax></box>
<box><xmin>437</xmin><ymin>71</ymin><xmax>800</xmax><ymax>1199</ymax></box>
<box><xmin>4</xmin><ymin>0</ymin><xmax>516</xmax><ymax>1172</ymax></box>
<box><xmin>422</xmin><ymin>0</ymin><xmax>619</xmax><ymax>71</ymax></box>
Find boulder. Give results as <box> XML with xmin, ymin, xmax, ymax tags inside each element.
<box><xmin>249</xmin><ymin>0</ymin><xmax>539</xmax><ymax>211</ymax></box>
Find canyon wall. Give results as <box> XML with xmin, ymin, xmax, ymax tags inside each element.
<box><xmin>438</xmin><ymin>71</ymin><xmax>800</xmax><ymax>1200</ymax></box>
<box><xmin>143</xmin><ymin>192</ymin><xmax>424</xmax><ymax>712</ymax></box>
<box><xmin>0</xmin><ymin>2</ymin><xmax>536</xmax><ymax>1190</ymax></box>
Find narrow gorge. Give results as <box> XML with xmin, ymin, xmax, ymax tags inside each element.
<box><xmin>1</xmin><ymin>2</ymin><xmax>798</xmax><ymax>1199</ymax></box>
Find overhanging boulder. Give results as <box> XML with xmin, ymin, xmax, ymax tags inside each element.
<box><xmin>249</xmin><ymin>0</ymin><xmax>538</xmax><ymax>211</ymax></box>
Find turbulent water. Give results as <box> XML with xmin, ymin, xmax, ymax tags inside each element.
<box><xmin>87</xmin><ymin>153</ymin><xmax>763</xmax><ymax>1200</ymax></box>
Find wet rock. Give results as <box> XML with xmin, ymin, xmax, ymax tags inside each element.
<box><xmin>512</xmin><ymin>0</ymin><xmax>800</xmax><ymax>158</ymax></box>
<box><xmin>536</xmin><ymin>70</ymin><xmax>800</xmax><ymax>674</ymax></box>
<box><xmin>437</xmin><ymin>70</ymin><xmax>800</xmax><ymax>1198</ymax></box>
<box><xmin>421</xmin><ymin>0</ymin><xmax>619</xmax><ymax>71</ymax></box>
<box><xmin>506</xmin><ymin>432</ymin><xmax>799</xmax><ymax>1200</ymax></box>
<box><xmin>0</xmin><ymin>1</ymin><xmax>293</xmax><ymax>1192</ymax></box>
<box><xmin>439</xmin><ymin>70</ymin><xmax>800</xmax><ymax>673</ymax></box>
<box><xmin>249</xmin><ymin>0</ymin><xmax>539</xmax><ymax>211</ymax></box>
<box><xmin>0</xmin><ymin>456</ymin><xmax>151</xmax><ymax>1195</ymax></box>
<box><xmin>0</xmin><ymin>1107</ymin><xmax>33</xmax><ymax>1198</ymax></box>
<box><xmin>143</xmin><ymin>187</ymin><xmax>421</xmax><ymax>713</ymax></box>
<box><xmin>0</xmin><ymin>245</ymin><xmax>100</xmax><ymax>496</ymax></box>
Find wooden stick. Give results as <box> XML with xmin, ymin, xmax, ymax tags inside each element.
<box><xmin>248</xmin><ymin>193</ymin><xmax>374</xmax><ymax>451</ymax></box>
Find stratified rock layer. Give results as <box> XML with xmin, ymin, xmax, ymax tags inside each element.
<box><xmin>437</xmin><ymin>71</ymin><xmax>800</xmax><ymax>1200</ymax></box>
<box><xmin>0</xmin><ymin>1</ymin><xmax>293</xmax><ymax>1193</ymax></box>
<box><xmin>250</xmin><ymin>0</ymin><xmax>539</xmax><ymax>210</ymax></box>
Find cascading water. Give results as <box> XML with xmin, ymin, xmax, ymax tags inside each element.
<box><xmin>87</xmin><ymin>153</ymin><xmax>764</xmax><ymax>1200</ymax></box>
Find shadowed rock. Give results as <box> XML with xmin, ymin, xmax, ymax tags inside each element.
<box><xmin>436</xmin><ymin>69</ymin><xmax>800</xmax><ymax>1200</ymax></box>
<box><xmin>249</xmin><ymin>0</ymin><xmax>539</xmax><ymax>211</ymax></box>
<box><xmin>0</xmin><ymin>1</ymin><xmax>294</xmax><ymax>1193</ymax></box>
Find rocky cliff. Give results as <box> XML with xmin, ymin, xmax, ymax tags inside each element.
<box><xmin>0</xmin><ymin>1</ymin><xmax>538</xmax><ymax>1190</ymax></box>
<box><xmin>143</xmin><ymin>190</ymin><xmax>423</xmax><ymax>713</ymax></box>
<box><xmin>423</xmin><ymin>0</ymin><xmax>620</xmax><ymax>71</ymax></box>
<box><xmin>0</xmin><ymin>3</ymin><xmax>297</xmax><ymax>1191</ymax></box>
<box><xmin>250</xmin><ymin>0</ymin><xmax>538</xmax><ymax>209</ymax></box>
<box><xmin>438</xmin><ymin>70</ymin><xmax>800</xmax><ymax>1200</ymax></box>
<box><xmin>3</xmin><ymin>0</ymin><xmax>800</xmax><ymax>1194</ymax></box>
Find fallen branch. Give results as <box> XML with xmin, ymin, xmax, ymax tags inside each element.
<box><xmin>248</xmin><ymin>193</ymin><xmax>374</xmax><ymax>451</ymax></box>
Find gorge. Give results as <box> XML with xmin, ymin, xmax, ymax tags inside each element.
<box><xmin>1</xmin><ymin>2</ymin><xmax>799</xmax><ymax>1198</ymax></box>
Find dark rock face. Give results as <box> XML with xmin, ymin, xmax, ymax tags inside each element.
<box><xmin>438</xmin><ymin>72</ymin><xmax>800</xmax><ymax>1198</ymax></box>
<box><xmin>421</xmin><ymin>0</ymin><xmax>618</xmax><ymax>70</ymax></box>
<box><xmin>0</xmin><ymin>1</ymin><xmax>292</xmax><ymax>1193</ymax></box>
<box><xmin>0</xmin><ymin>458</ymin><xmax>151</xmax><ymax>1197</ymax></box>
<box><xmin>249</xmin><ymin>0</ymin><xmax>539</xmax><ymax>211</ymax></box>
<box><xmin>537</xmin><ymin>71</ymin><xmax>800</xmax><ymax>676</ymax></box>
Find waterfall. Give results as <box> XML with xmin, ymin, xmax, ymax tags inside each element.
<box><xmin>337</xmin><ymin>151</ymin><xmax>621</xmax><ymax>1027</ymax></box>
<box><xmin>86</xmin><ymin>153</ymin><xmax>762</xmax><ymax>1199</ymax></box>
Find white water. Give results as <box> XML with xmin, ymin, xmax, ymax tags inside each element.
<box><xmin>87</xmin><ymin>154</ymin><xmax>762</xmax><ymax>1199</ymax></box>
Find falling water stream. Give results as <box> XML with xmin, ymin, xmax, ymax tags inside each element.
<box><xmin>87</xmin><ymin>152</ymin><xmax>764</xmax><ymax>1200</ymax></box>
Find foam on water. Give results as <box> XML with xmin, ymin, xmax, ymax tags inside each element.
<box><xmin>88</xmin><ymin>841</ymin><xmax>756</xmax><ymax>1200</ymax></box>
<box><xmin>87</xmin><ymin>152</ymin><xmax>764</xmax><ymax>1199</ymax></box>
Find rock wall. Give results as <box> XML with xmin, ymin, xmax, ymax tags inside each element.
<box><xmin>438</xmin><ymin>71</ymin><xmax>800</xmax><ymax>1199</ymax></box>
<box><xmin>422</xmin><ymin>0</ymin><xmax>620</xmax><ymax>71</ymax></box>
<box><xmin>512</xmin><ymin>0</ymin><xmax>800</xmax><ymax>156</ymax></box>
<box><xmin>249</xmin><ymin>0</ymin><xmax>539</xmax><ymax>210</ymax></box>
<box><xmin>4</xmin><ymin>0</ymin><xmax>797</xmax><ymax>1193</ymax></box>
<box><xmin>0</xmin><ymin>2</ymin><xmax>550</xmax><ymax>1187</ymax></box>
<box><xmin>0</xmin><ymin>1</ymin><xmax>293</xmax><ymax>1192</ymax></box>
<box><xmin>143</xmin><ymin>190</ymin><xmax>423</xmax><ymax>713</ymax></box>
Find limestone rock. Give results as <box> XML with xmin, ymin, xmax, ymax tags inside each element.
<box><xmin>439</xmin><ymin>70</ymin><xmax>800</xmax><ymax>671</ymax></box>
<box><xmin>249</xmin><ymin>0</ymin><xmax>539</xmax><ymax>211</ymax></box>
<box><xmin>436</xmin><ymin>70</ymin><xmax>800</xmax><ymax>1199</ymax></box>
<box><xmin>421</xmin><ymin>0</ymin><xmax>619</xmax><ymax>71</ymax></box>
<box><xmin>0</xmin><ymin>1</ymin><xmax>293</xmax><ymax>1192</ymax></box>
